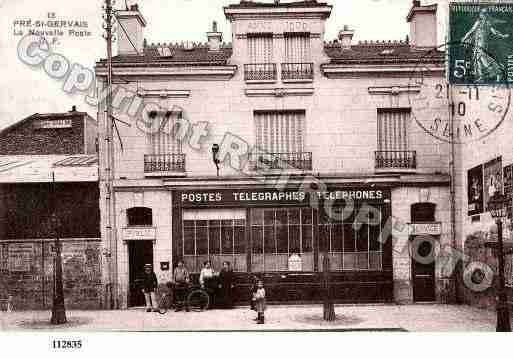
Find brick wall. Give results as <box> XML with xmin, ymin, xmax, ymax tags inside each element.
<box><xmin>0</xmin><ymin>115</ymin><xmax>85</xmax><ymax>155</ymax></box>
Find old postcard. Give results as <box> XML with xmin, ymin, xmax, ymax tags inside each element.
<box><xmin>0</xmin><ymin>0</ymin><xmax>512</xmax><ymax>357</ymax></box>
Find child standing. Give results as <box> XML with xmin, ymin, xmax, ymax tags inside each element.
<box><xmin>252</xmin><ymin>279</ymin><xmax>266</xmax><ymax>324</ymax></box>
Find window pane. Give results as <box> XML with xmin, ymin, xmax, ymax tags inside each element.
<box><xmin>357</xmin><ymin>252</ymin><xmax>369</xmax><ymax>270</ymax></box>
<box><xmin>332</xmin><ymin>224</ymin><xmax>343</xmax><ymax>251</ymax></box>
<box><xmin>356</xmin><ymin>224</ymin><xmax>369</xmax><ymax>252</ymax></box>
<box><xmin>183</xmin><ymin>220</ymin><xmax>195</xmax><ymax>228</ymax></box>
<box><xmin>196</xmin><ymin>227</ymin><xmax>208</xmax><ymax>255</ymax></box>
<box><xmin>221</xmin><ymin>220</ymin><xmax>233</xmax><ymax>227</ymax></box>
<box><xmin>369</xmin><ymin>222</ymin><xmax>382</xmax><ymax>251</ymax></box>
<box><xmin>251</xmin><ymin>209</ymin><xmax>263</xmax><ymax>226</ymax></box>
<box><xmin>276</xmin><ymin>225</ymin><xmax>288</xmax><ymax>253</ymax></box>
<box><xmin>343</xmin><ymin>224</ymin><xmax>355</xmax><ymax>252</ymax></box>
<box><xmin>288</xmin><ymin>209</ymin><xmax>300</xmax><ymax>224</ymax></box>
<box><xmin>264</xmin><ymin>210</ymin><xmax>275</xmax><ymax>225</ymax></box>
<box><xmin>196</xmin><ymin>220</ymin><xmax>208</xmax><ymax>227</ymax></box>
<box><xmin>208</xmin><ymin>226</ymin><xmax>220</xmax><ymax>254</ymax></box>
<box><xmin>302</xmin><ymin>225</ymin><xmax>313</xmax><ymax>252</ymax></box>
<box><xmin>221</xmin><ymin>226</ymin><xmax>234</xmax><ymax>254</ymax></box>
<box><xmin>234</xmin><ymin>226</ymin><xmax>246</xmax><ymax>254</ymax></box>
<box><xmin>234</xmin><ymin>219</ymin><xmax>245</xmax><ymax>227</ymax></box>
<box><xmin>209</xmin><ymin>220</ymin><xmax>220</xmax><ymax>227</ymax></box>
<box><xmin>289</xmin><ymin>225</ymin><xmax>300</xmax><ymax>253</ymax></box>
<box><xmin>319</xmin><ymin>224</ymin><xmax>329</xmax><ymax>252</ymax></box>
<box><xmin>276</xmin><ymin>210</ymin><xmax>288</xmax><ymax>226</ymax></box>
<box><xmin>301</xmin><ymin>208</ymin><xmax>312</xmax><ymax>224</ymax></box>
<box><xmin>264</xmin><ymin>226</ymin><xmax>276</xmax><ymax>253</ymax></box>
<box><xmin>183</xmin><ymin>227</ymin><xmax>195</xmax><ymax>255</ymax></box>
<box><xmin>252</xmin><ymin>227</ymin><xmax>263</xmax><ymax>254</ymax></box>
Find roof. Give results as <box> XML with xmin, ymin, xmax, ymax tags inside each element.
<box><xmin>0</xmin><ymin>155</ymin><xmax>98</xmax><ymax>183</ymax></box>
<box><xmin>226</xmin><ymin>0</ymin><xmax>329</xmax><ymax>9</ymax></box>
<box><xmin>0</xmin><ymin>110</ymin><xmax>89</xmax><ymax>136</ymax></box>
<box><xmin>101</xmin><ymin>44</ymin><xmax>233</xmax><ymax>66</ymax></box>
<box><xmin>324</xmin><ymin>41</ymin><xmax>444</xmax><ymax>65</ymax></box>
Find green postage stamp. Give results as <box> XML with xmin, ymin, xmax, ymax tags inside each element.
<box><xmin>449</xmin><ymin>2</ymin><xmax>513</xmax><ymax>85</ymax></box>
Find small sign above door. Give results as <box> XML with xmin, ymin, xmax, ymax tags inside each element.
<box><xmin>409</xmin><ymin>222</ymin><xmax>442</xmax><ymax>236</ymax></box>
<box><xmin>123</xmin><ymin>227</ymin><xmax>157</xmax><ymax>241</ymax></box>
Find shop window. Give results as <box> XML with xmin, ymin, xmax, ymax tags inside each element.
<box><xmin>182</xmin><ymin>209</ymin><xmax>246</xmax><ymax>273</ymax></box>
<box><xmin>127</xmin><ymin>207</ymin><xmax>153</xmax><ymax>227</ymax></box>
<box><xmin>251</xmin><ymin>208</ymin><xmax>315</xmax><ymax>272</ymax></box>
<box><xmin>319</xmin><ymin>204</ymin><xmax>384</xmax><ymax>271</ymax></box>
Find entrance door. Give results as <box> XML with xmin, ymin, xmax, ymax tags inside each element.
<box><xmin>128</xmin><ymin>241</ymin><xmax>154</xmax><ymax>307</ymax></box>
<box><xmin>411</xmin><ymin>202</ymin><xmax>437</xmax><ymax>302</ymax></box>
<box><xmin>411</xmin><ymin>238</ymin><xmax>436</xmax><ymax>302</ymax></box>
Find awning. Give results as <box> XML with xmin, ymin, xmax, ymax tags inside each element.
<box><xmin>0</xmin><ymin>155</ymin><xmax>98</xmax><ymax>183</ymax></box>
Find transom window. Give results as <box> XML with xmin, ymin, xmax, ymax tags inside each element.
<box><xmin>127</xmin><ymin>207</ymin><xmax>153</xmax><ymax>227</ymax></box>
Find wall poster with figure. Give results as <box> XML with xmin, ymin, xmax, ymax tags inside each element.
<box><xmin>468</xmin><ymin>165</ymin><xmax>484</xmax><ymax>216</ymax></box>
<box><xmin>483</xmin><ymin>157</ymin><xmax>503</xmax><ymax>212</ymax></box>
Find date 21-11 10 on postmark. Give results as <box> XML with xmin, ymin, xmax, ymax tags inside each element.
<box><xmin>449</xmin><ymin>2</ymin><xmax>513</xmax><ymax>85</ymax></box>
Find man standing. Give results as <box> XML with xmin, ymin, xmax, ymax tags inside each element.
<box><xmin>141</xmin><ymin>263</ymin><xmax>158</xmax><ymax>312</ymax></box>
<box><xmin>172</xmin><ymin>260</ymin><xmax>190</xmax><ymax>311</ymax></box>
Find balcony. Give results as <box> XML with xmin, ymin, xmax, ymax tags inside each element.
<box><xmin>281</xmin><ymin>63</ymin><xmax>314</xmax><ymax>81</ymax></box>
<box><xmin>244</xmin><ymin>63</ymin><xmax>277</xmax><ymax>82</ymax></box>
<box><xmin>375</xmin><ymin>151</ymin><xmax>417</xmax><ymax>171</ymax></box>
<box><xmin>253</xmin><ymin>152</ymin><xmax>312</xmax><ymax>172</ymax></box>
<box><xmin>144</xmin><ymin>154</ymin><xmax>186</xmax><ymax>176</ymax></box>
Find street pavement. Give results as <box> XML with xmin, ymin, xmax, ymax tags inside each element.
<box><xmin>0</xmin><ymin>304</ymin><xmax>509</xmax><ymax>332</ymax></box>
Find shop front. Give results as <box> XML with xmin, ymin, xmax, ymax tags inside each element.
<box><xmin>171</xmin><ymin>186</ymin><xmax>394</xmax><ymax>304</ymax></box>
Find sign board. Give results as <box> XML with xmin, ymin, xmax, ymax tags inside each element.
<box><xmin>179</xmin><ymin>188</ymin><xmax>390</xmax><ymax>208</ymax></box>
<box><xmin>123</xmin><ymin>227</ymin><xmax>157</xmax><ymax>241</ymax></box>
<box><xmin>33</xmin><ymin>119</ymin><xmax>73</xmax><ymax>129</ymax></box>
<box><xmin>484</xmin><ymin>157</ymin><xmax>503</xmax><ymax>212</ymax></box>
<box><xmin>409</xmin><ymin>222</ymin><xmax>442</xmax><ymax>236</ymax></box>
<box><xmin>8</xmin><ymin>243</ymin><xmax>34</xmax><ymax>272</ymax></box>
<box><xmin>288</xmin><ymin>254</ymin><xmax>302</xmax><ymax>272</ymax></box>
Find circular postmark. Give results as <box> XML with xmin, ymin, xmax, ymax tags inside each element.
<box><xmin>408</xmin><ymin>42</ymin><xmax>511</xmax><ymax>145</ymax></box>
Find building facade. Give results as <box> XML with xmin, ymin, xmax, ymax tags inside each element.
<box><xmin>0</xmin><ymin>107</ymin><xmax>102</xmax><ymax>310</ymax></box>
<box><xmin>96</xmin><ymin>1</ymin><xmax>454</xmax><ymax>309</ymax></box>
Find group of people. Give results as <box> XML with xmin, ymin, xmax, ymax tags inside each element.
<box><xmin>139</xmin><ymin>261</ymin><xmax>266</xmax><ymax>323</ymax></box>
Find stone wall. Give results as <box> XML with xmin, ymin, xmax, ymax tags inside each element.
<box><xmin>0</xmin><ymin>240</ymin><xmax>102</xmax><ymax>310</ymax></box>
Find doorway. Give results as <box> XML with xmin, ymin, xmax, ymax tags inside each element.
<box><xmin>128</xmin><ymin>241</ymin><xmax>154</xmax><ymax>307</ymax></box>
<box><xmin>411</xmin><ymin>202</ymin><xmax>437</xmax><ymax>302</ymax></box>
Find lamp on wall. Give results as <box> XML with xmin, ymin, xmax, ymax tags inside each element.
<box><xmin>486</xmin><ymin>193</ymin><xmax>511</xmax><ymax>332</ymax></box>
<box><xmin>212</xmin><ymin>144</ymin><xmax>220</xmax><ymax>177</ymax></box>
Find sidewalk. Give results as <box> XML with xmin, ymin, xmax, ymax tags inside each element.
<box><xmin>0</xmin><ymin>304</ymin><xmax>508</xmax><ymax>332</ymax></box>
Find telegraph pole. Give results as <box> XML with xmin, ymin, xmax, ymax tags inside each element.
<box><xmin>103</xmin><ymin>0</ymin><xmax>116</xmax><ymax>309</ymax></box>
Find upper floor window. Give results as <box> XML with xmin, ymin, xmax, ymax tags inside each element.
<box><xmin>375</xmin><ymin>108</ymin><xmax>416</xmax><ymax>170</ymax></box>
<box><xmin>253</xmin><ymin>110</ymin><xmax>311</xmax><ymax>171</ymax></box>
<box><xmin>144</xmin><ymin>111</ymin><xmax>186</xmax><ymax>174</ymax></box>
<box><xmin>283</xmin><ymin>33</ymin><xmax>313</xmax><ymax>80</ymax></box>
<box><xmin>245</xmin><ymin>33</ymin><xmax>276</xmax><ymax>81</ymax></box>
<box><xmin>127</xmin><ymin>207</ymin><xmax>153</xmax><ymax>226</ymax></box>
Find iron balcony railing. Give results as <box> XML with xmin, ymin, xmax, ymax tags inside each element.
<box><xmin>144</xmin><ymin>153</ymin><xmax>186</xmax><ymax>173</ymax></box>
<box><xmin>244</xmin><ymin>63</ymin><xmax>277</xmax><ymax>81</ymax></box>
<box><xmin>375</xmin><ymin>150</ymin><xmax>417</xmax><ymax>169</ymax></box>
<box><xmin>281</xmin><ymin>63</ymin><xmax>314</xmax><ymax>80</ymax></box>
<box><xmin>253</xmin><ymin>152</ymin><xmax>313</xmax><ymax>171</ymax></box>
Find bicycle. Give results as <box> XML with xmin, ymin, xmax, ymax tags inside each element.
<box><xmin>157</xmin><ymin>283</ymin><xmax>210</xmax><ymax>314</ymax></box>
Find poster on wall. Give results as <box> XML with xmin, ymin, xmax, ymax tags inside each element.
<box><xmin>504</xmin><ymin>164</ymin><xmax>513</xmax><ymax>220</ymax></box>
<box><xmin>8</xmin><ymin>243</ymin><xmax>34</xmax><ymax>272</ymax></box>
<box><xmin>468</xmin><ymin>165</ymin><xmax>484</xmax><ymax>216</ymax></box>
<box><xmin>483</xmin><ymin>157</ymin><xmax>503</xmax><ymax>213</ymax></box>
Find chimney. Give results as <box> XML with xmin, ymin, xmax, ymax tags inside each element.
<box><xmin>207</xmin><ymin>21</ymin><xmax>223</xmax><ymax>52</ymax></box>
<box><xmin>406</xmin><ymin>0</ymin><xmax>437</xmax><ymax>49</ymax></box>
<box><xmin>116</xmin><ymin>3</ymin><xmax>147</xmax><ymax>55</ymax></box>
<box><xmin>338</xmin><ymin>25</ymin><xmax>354</xmax><ymax>49</ymax></box>
<box><xmin>71</xmin><ymin>105</ymin><xmax>77</xmax><ymax>112</ymax></box>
